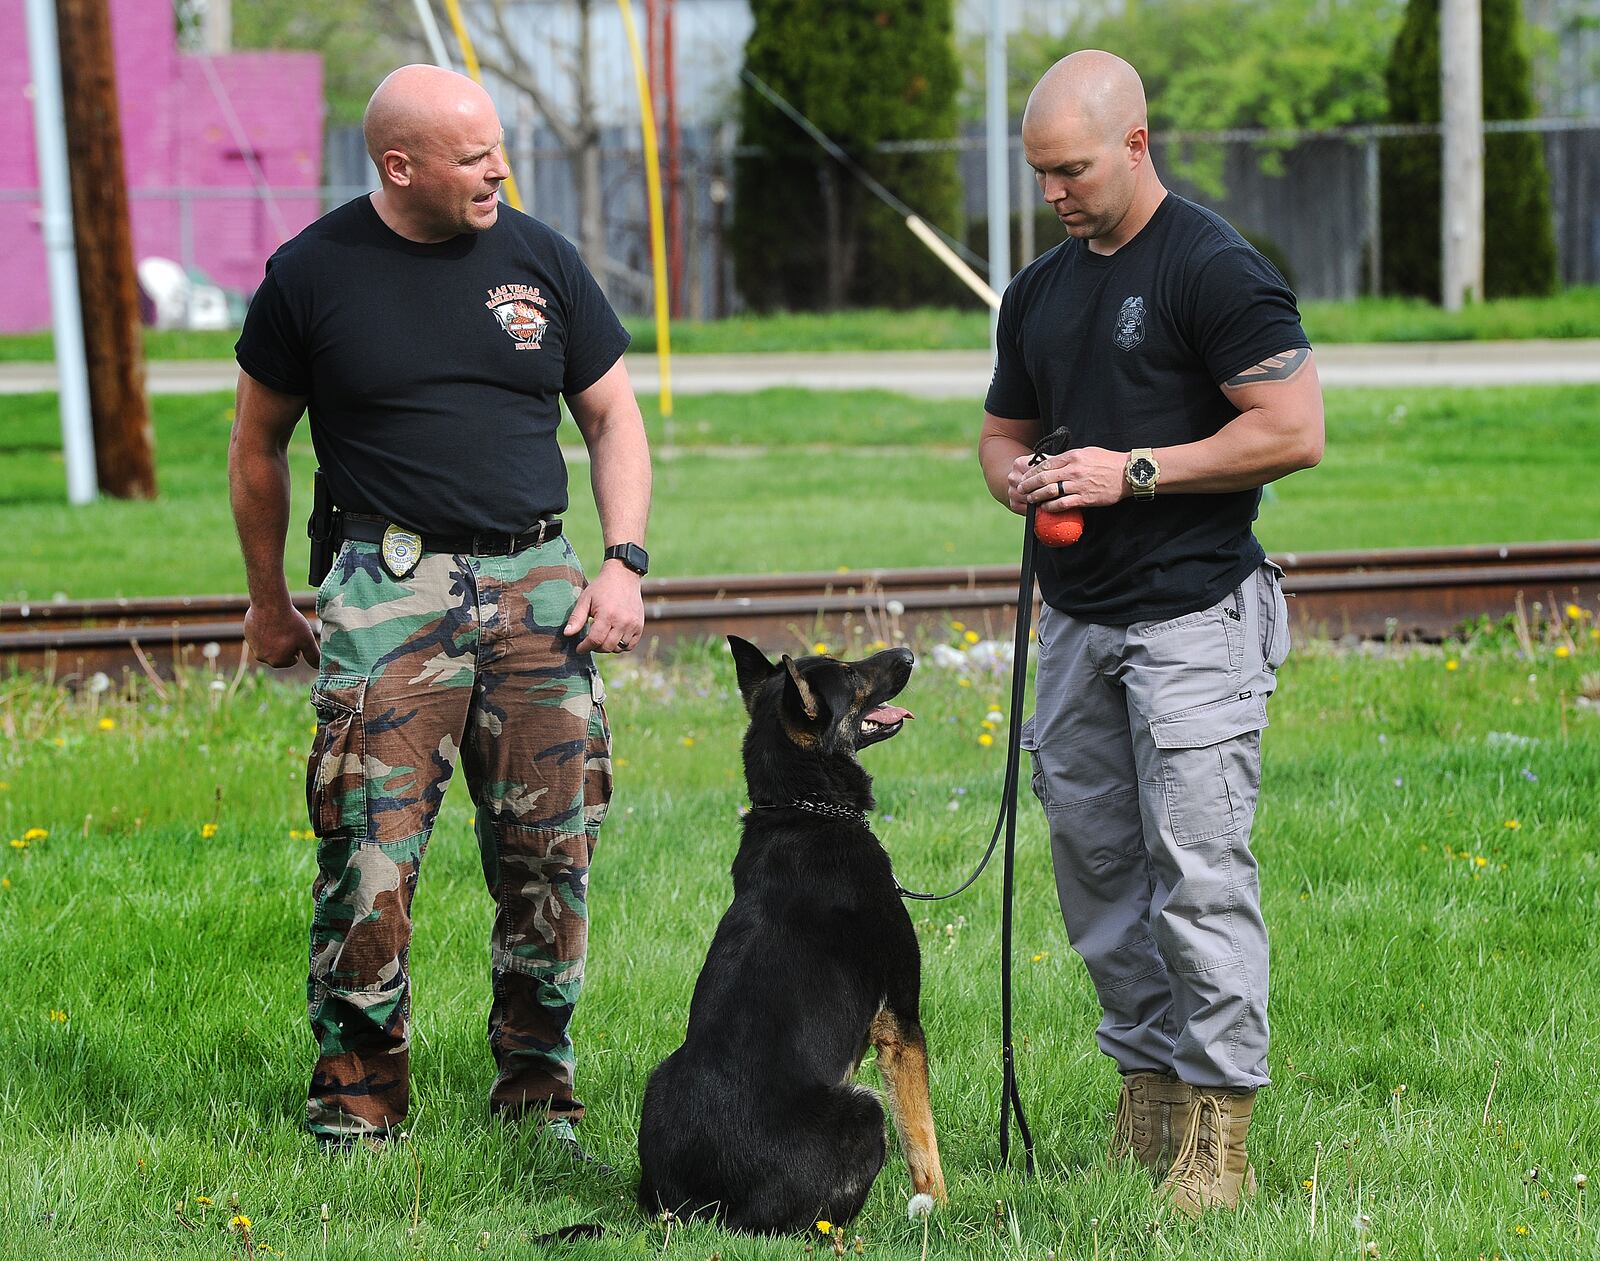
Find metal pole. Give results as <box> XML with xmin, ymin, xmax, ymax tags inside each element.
<box><xmin>1440</xmin><ymin>0</ymin><xmax>1483</xmax><ymax>309</ymax></box>
<box><xmin>984</xmin><ymin>0</ymin><xmax>1011</xmax><ymax>345</ymax></box>
<box><xmin>24</xmin><ymin>0</ymin><xmax>96</xmax><ymax>505</ymax></box>
<box><xmin>411</xmin><ymin>0</ymin><xmax>454</xmax><ymax>71</ymax></box>
<box><xmin>1016</xmin><ymin>138</ymin><xmax>1034</xmax><ymax>269</ymax></box>
<box><xmin>1364</xmin><ymin>134</ymin><xmax>1381</xmax><ymax>296</ymax></box>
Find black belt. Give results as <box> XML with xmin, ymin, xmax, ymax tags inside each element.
<box><xmin>340</xmin><ymin>512</ymin><xmax>562</xmax><ymax>556</ymax></box>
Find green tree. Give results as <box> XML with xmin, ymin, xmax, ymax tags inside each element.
<box><xmin>1381</xmin><ymin>0</ymin><xmax>1558</xmax><ymax>299</ymax></box>
<box><xmin>734</xmin><ymin>0</ymin><xmax>966</xmax><ymax>311</ymax></box>
<box><xmin>1003</xmin><ymin>0</ymin><xmax>1404</xmax><ymax>197</ymax></box>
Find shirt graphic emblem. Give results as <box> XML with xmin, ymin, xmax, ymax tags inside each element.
<box><xmin>485</xmin><ymin>283</ymin><xmax>550</xmax><ymax>350</ymax></box>
<box><xmin>1114</xmin><ymin>295</ymin><xmax>1145</xmax><ymax>351</ymax></box>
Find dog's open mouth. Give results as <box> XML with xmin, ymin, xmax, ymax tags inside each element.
<box><xmin>859</xmin><ymin>703</ymin><xmax>913</xmax><ymax>745</ymax></box>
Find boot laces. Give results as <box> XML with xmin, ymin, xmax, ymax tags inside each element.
<box><xmin>1110</xmin><ymin>1080</ymin><xmax>1134</xmax><ymax>1156</ymax></box>
<box><xmin>1168</xmin><ymin>1091</ymin><xmax>1227</xmax><ymax>1196</ymax></box>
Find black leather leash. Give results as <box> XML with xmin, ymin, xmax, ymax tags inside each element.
<box><xmin>894</xmin><ymin>426</ymin><xmax>1071</xmax><ymax>1175</ymax></box>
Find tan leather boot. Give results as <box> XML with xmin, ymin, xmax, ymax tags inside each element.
<box><xmin>1158</xmin><ymin>1087</ymin><xmax>1258</xmax><ymax>1218</ymax></box>
<box><xmin>1108</xmin><ymin>1073</ymin><xmax>1193</xmax><ymax>1177</ymax></box>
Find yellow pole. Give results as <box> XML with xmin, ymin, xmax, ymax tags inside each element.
<box><xmin>615</xmin><ymin>0</ymin><xmax>673</xmax><ymax>416</ymax></box>
<box><xmin>441</xmin><ymin>0</ymin><xmax>525</xmax><ymax>212</ymax></box>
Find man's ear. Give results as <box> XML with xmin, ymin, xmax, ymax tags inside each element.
<box><xmin>780</xmin><ymin>654</ymin><xmax>821</xmax><ymax>721</ymax></box>
<box><xmin>728</xmin><ymin>636</ymin><xmax>776</xmax><ymax>713</ymax></box>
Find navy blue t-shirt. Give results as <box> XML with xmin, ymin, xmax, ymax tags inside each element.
<box><xmin>236</xmin><ymin>195</ymin><xmax>630</xmax><ymax>535</ymax></box>
<box><xmin>986</xmin><ymin>194</ymin><xmax>1309</xmax><ymax>625</ymax></box>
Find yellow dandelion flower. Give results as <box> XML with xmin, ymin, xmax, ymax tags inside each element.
<box><xmin>957</xmin><ymin>678</ymin><xmax>972</xmax><ymax>688</ymax></box>
<box><xmin>97</xmin><ymin>717</ymin><xmax>115</xmax><ymax>731</ymax></box>
<box><xmin>980</xmin><ymin>719</ymin><xmax>996</xmax><ymax>730</ymax></box>
<box><xmin>1515</xmin><ymin>1225</ymin><xmax>1529</xmax><ymax>1236</ymax></box>
<box><xmin>0</xmin><ymin>781</ymin><xmax>9</xmax><ymax>791</ymax></box>
<box><xmin>1555</xmin><ymin>645</ymin><xmax>1570</xmax><ymax>659</ymax></box>
<box><xmin>49</xmin><ymin>1009</ymin><xmax>67</xmax><ymax>1022</ymax></box>
<box><xmin>1031</xmin><ymin>953</ymin><xmax>1047</xmax><ymax>963</ymax></box>
<box><xmin>1302</xmin><ymin>1178</ymin><xmax>1315</xmax><ymax>1191</ymax></box>
<box><xmin>615</xmin><ymin>758</ymin><xmax>630</xmax><ymax>769</ymax></box>
<box><xmin>23</xmin><ymin>828</ymin><xmax>46</xmax><ymax>841</ymax></box>
<box><xmin>1</xmin><ymin>878</ymin><xmax>11</xmax><ymax>890</ymax></box>
<box><xmin>680</xmin><ymin>736</ymin><xmax>696</xmax><ymax>748</ymax></box>
<box><xmin>1591</xmin><ymin>628</ymin><xmax>1600</xmax><ymax>641</ymax></box>
<box><xmin>950</xmin><ymin>621</ymin><xmax>965</xmax><ymax>632</ymax></box>
<box><xmin>230</xmin><ymin>1215</ymin><xmax>252</xmax><ymax>1232</ymax></box>
<box><xmin>9</xmin><ymin>839</ymin><xmax>27</xmax><ymax>851</ymax></box>
<box><xmin>977</xmin><ymin>733</ymin><xmax>994</xmax><ymax>747</ymax></box>
<box><xmin>963</xmin><ymin>630</ymin><xmax>980</xmax><ymax>644</ymax></box>
<box><xmin>201</xmin><ymin>823</ymin><xmax>219</xmax><ymax>839</ymax></box>
<box><xmin>1474</xmin><ymin>856</ymin><xmax>1487</xmax><ymax>868</ymax></box>
<box><xmin>816</xmin><ymin>1220</ymin><xmax>833</xmax><ymax>1235</ymax></box>
<box><xmin>53</xmin><ymin>737</ymin><xmax>65</xmax><ymax>747</ymax></box>
<box><xmin>1445</xmin><ymin>659</ymin><xmax>1459</xmax><ymax>671</ymax></box>
<box><xmin>1567</xmin><ymin>603</ymin><xmax>1584</xmax><ymax>620</ymax></box>
<box><xmin>1504</xmin><ymin>819</ymin><xmax>1521</xmax><ymax>830</ymax></box>
<box><xmin>195</xmin><ymin>1197</ymin><xmax>213</xmax><ymax>1206</ymax></box>
<box><xmin>812</xmin><ymin>643</ymin><xmax>829</xmax><ymax>656</ymax></box>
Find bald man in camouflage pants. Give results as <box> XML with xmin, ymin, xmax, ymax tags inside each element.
<box><xmin>229</xmin><ymin>65</ymin><xmax>650</xmax><ymax>1160</ymax></box>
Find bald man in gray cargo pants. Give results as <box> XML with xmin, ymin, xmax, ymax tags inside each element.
<box><xmin>980</xmin><ymin>50</ymin><xmax>1324</xmax><ymax>1218</ymax></box>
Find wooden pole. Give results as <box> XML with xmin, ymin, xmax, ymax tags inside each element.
<box><xmin>1440</xmin><ymin>0</ymin><xmax>1484</xmax><ymax>310</ymax></box>
<box><xmin>56</xmin><ymin>0</ymin><xmax>157</xmax><ymax>499</ymax></box>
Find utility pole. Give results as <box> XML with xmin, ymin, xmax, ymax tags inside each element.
<box><xmin>56</xmin><ymin>0</ymin><xmax>158</xmax><ymax>498</ymax></box>
<box><xmin>1440</xmin><ymin>0</ymin><xmax>1484</xmax><ymax>310</ymax></box>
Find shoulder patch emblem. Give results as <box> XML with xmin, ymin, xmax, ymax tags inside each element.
<box><xmin>485</xmin><ymin>283</ymin><xmax>550</xmax><ymax>350</ymax></box>
<box><xmin>1114</xmin><ymin>295</ymin><xmax>1145</xmax><ymax>351</ymax></box>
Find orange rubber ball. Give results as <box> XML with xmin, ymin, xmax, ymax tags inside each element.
<box><xmin>1034</xmin><ymin>506</ymin><xmax>1085</xmax><ymax>547</ymax></box>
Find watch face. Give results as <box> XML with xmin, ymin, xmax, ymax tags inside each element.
<box><xmin>1129</xmin><ymin>457</ymin><xmax>1157</xmax><ymax>485</ymax></box>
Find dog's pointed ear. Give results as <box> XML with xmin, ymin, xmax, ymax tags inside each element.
<box><xmin>728</xmin><ymin>636</ymin><xmax>777</xmax><ymax>711</ymax></box>
<box><xmin>780</xmin><ymin>654</ymin><xmax>822</xmax><ymax>722</ymax></box>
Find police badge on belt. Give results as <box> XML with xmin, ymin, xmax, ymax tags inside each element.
<box><xmin>381</xmin><ymin>523</ymin><xmax>424</xmax><ymax>580</ymax></box>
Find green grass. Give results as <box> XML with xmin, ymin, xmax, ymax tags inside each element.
<box><xmin>2</xmin><ymin>636</ymin><xmax>1598</xmax><ymax>1258</ymax></box>
<box><xmin>4</xmin><ymin>384</ymin><xmax>1600</xmax><ymax>603</ymax></box>
<box><xmin>3</xmin><ymin>288</ymin><xmax>1599</xmax><ymax>362</ymax></box>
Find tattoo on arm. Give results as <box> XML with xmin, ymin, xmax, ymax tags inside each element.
<box><xmin>1225</xmin><ymin>347</ymin><xmax>1310</xmax><ymax>386</ymax></box>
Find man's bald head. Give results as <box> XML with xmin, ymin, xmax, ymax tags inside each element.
<box><xmin>1020</xmin><ymin>51</ymin><xmax>1164</xmax><ymax>253</ymax></box>
<box><xmin>1022</xmin><ymin>50</ymin><xmax>1147</xmax><ymax>149</ymax></box>
<box><xmin>362</xmin><ymin>64</ymin><xmax>511</xmax><ymax>241</ymax></box>
<box><xmin>363</xmin><ymin>64</ymin><xmax>499</xmax><ymax>166</ymax></box>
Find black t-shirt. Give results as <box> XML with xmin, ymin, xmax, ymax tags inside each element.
<box><xmin>235</xmin><ymin>195</ymin><xmax>630</xmax><ymax>535</ymax></box>
<box><xmin>986</xmin><ymin>193</ymin><xmax>1309</xmax><ymax>625</ymax></box>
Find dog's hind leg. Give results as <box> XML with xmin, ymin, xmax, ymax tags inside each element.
<box><xmin>869</xmin><ymin>1008</ymin><xmax>947</xmax><ymax>1214</ymax></box>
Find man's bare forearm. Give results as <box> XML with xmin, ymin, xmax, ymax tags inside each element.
<box><xmin>588</xmin><ymin>420</ymin><xmax>651</xmax><ymax>548</ymax></box>
<box><xmin>229</xmin><ymin>440</ymin><xmax>296</xmax><ymax>610</ymax></box>
<box><xmin>980</xmin><ymin>432</ymin><xmax>1032</xmax><ymax>508</ymax></box>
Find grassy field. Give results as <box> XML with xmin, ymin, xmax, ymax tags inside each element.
<box><xmin>2</xmin><ymin>288</ymin><xmax>1599</xmax><ymax>362</ymax></box>
<box><xmin>4</xmin><ymin>384</ymin><xmax>1600</xmax><ymax>603</ymax></box>
<box><xmin>1</xmin><ymin>628</ymin><xmax>1598</xmax><ymax>1259</ymax></box>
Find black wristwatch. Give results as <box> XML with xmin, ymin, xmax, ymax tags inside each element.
<box><xmin>604</xmin><ymin>542</ymin><xmax>649</xmax><ymax>575</ymax></box>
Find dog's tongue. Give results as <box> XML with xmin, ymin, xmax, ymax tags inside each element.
<box><xmin>865</xmin><ymin>704</ymin><xmax>912</xmax><ymax>725</ymax></box>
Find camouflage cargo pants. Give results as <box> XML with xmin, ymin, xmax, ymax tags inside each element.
<box><xmin>304</xmin><ymin>536</ymin><xmax>612</xmax><ymax>1141</ymax></box>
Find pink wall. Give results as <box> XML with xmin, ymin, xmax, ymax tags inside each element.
<box><xmin>2</xmin><ymin>0</ymin><xmax>323</xmax><ymax>333</ymax></box>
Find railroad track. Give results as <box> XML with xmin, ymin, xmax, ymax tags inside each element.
<box><xmin>4</xmin><ymin>540</ymin><xmax>1598</xmax><ymax>682</ymax></box>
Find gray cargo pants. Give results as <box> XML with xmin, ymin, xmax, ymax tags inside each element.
<box><xmin>1021</xmin><ymin>561</ymin><xmax>1289</xmax><ymax>1089</ymax></box>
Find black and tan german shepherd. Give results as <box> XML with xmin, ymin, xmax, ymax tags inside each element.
<box><xmin>636</xmin><ymin>637</ymin><xmax>947</xmax><ymax>1233</ymax></box>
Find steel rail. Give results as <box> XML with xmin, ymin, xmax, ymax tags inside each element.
<box><xmin>4</xmin><ymin>541</ymin><xmax>1598</xmax><ymax>682</ymax></box>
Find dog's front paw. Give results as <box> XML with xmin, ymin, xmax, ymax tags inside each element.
<box><xmin>907</xmin><ymin>1193</ymin><xmax>936</xmax><ymax>1220</ymax></box>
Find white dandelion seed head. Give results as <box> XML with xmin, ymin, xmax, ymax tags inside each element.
<box><xmin>1575</xmin><ymin>1172</ymin><xmax>1588</xmax><ymax>1189</ymax></box>
<box><xmin>886</xmin><ymin>599</ymin><xmax>905</xmax><ymax>617</ymax></box>
<box><xmin>89</xmin><ymin>672</ymin><xmax>111</xmax><ymax>694</ymax></box>
<box><xmin>202</xmin><ymin>641</ymin><xmax>221</xmax><ymax>660</ymax></box>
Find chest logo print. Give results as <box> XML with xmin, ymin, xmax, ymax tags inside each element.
<box><xmin>1114</xmin><ymin>295</ymin><xmax>1145</xmax><ymax>351</ymax></box>
<box><xmin>485</xmin><ymin>283</ymin><xmax>550</xmax><ymax>350</ymax></box>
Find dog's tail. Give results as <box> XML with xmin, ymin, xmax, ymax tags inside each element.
<box><xmin>530</xmin><ymin>1222</ymin><xmax>605</xmax><ymax>1244</ymax></box>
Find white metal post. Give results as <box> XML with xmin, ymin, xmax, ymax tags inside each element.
<box><xmin>24</xmin><ymin>0</ymin><xmax>97</xmax><ymax>505</ymax></box>
<box><xmin>984</xmin><ymin>0</ymin><xmax>1011</xmax><ymax>346</ymax></box>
